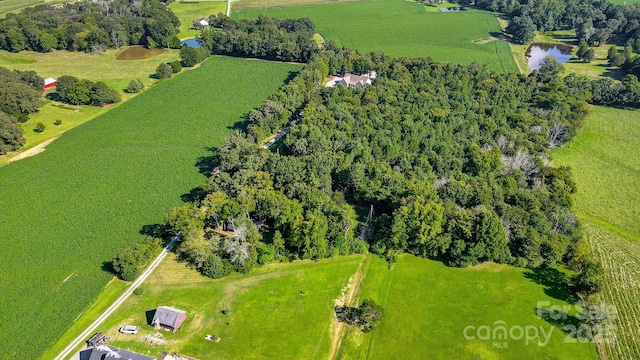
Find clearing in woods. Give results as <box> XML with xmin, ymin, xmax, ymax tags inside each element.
<box><xmin>553</xmin><ymin>106</ymin><xmax>640</xmax><ymax>359</ymax></box>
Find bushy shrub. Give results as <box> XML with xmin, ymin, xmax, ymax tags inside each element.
<box><xmin>126</xmin><ymin>79</ymin><xmax>144</xmax><ymax>93</ymax></box>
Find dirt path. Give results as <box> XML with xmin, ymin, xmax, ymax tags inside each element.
<box><xmin>54</xmin><ymin>232</ymin><xmax>182</xmax><ymax>360</ymax></box>
<box><xmin>328</xmin><ymin>256</ymin><xmax>367</xmax><ymax>360</ymax></box>
<box><xmin>6</xmin><ymin>136</ymin><xmax>59</xmax><ymax>164</ymax></box>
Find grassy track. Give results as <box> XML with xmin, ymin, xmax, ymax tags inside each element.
<box><xmin>99</xmin><ymin>254</ymin><xmax>363</xmax><ymax>359</ymax></box>
<box><xmin>553</xmin><ymin>106</ymin><xmax>640</xmax><ymax>359</ymax></box>
<box><xmin>169</xmin><ymin>1</ymin><xmax>227</xmax><ymax>40</ymax></box>
<box><xmin>0</xmin><ymin>56</ymin><xmax>300</xmax><ymax>360</ymax></box>
<box><xmin>337</xmin><ymin>255</ymin><xmax>598</xmax><ymax>359</ymax></box>
<box><xmin>233</xmin><ymin>0</ymin><xmax>519</xmax><ymax>73</ymax></box>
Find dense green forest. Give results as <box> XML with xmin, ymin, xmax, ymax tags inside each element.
<box><xmin>199</xmin><ymin>14</ymin><xmax>317</xmax><ymax>63</ymax></box>
<box><xmin>156</xmin><ymin>40</ymin><xmax>601</xmax><ymax>298</ymax></box>
<box><xmin>0</xmin><ymin>67</ymin><xmax>44</xmax><ymax>154</ymax></box>
<box><xmin>0</xmin><ymin>0</ymin><xmax>180</xmax><ymax>53</ymax></box>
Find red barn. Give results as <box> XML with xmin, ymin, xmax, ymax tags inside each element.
<box><xmin>152</xmin><ymin>306</ymin><xmax>187</xmax><ymax>332</ymax></box>
<box><xmin>43</xmin><ymin>77</ymin><xmax>56</xmax><ymax>90</ymax></box>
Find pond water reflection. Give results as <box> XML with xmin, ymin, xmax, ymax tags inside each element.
<box><xmin>525</xmin><ymin>43</ymin><xmax>573</xmax><ymax>71</ymax></box>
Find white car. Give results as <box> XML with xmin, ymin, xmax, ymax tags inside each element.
<box><xmin>119</xmin><ymin>325</ymin><xmax>140</xmax><ymax>334</ymax></box>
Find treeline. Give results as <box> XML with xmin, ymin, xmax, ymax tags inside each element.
<box><xmin>198</xmin><ymin>14</ymin><xmax>317</xmax><ymax>63</ymax></box>
<box><xmin>478</xmin><ymin>0</ymin><xmax>640</xmax><ymax>47</ymax></box>
<box><xmin>0</xmin><ymin>0</ymin><xmax>180</xmax><ymax>53</ymax></box>
<box><xmin>0</xmin><ymin>67</ymin><xmax>45</xmax><ymax>154</ymax></box>
<box><xmin>111</xmin><ymin>237</ymin><xmax>161</xmax><ymax>281</ymax></box>
<box><xmin>56</xmin><ymin>76</ymin><xmax>121</xmax><ymax>106</ymax></box>
<box><xmin>163</xmin><ymin>44</ymin><xmax>602</xmax><ymax>298</ymax></box>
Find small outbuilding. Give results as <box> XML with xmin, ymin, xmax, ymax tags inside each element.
<box><xmin>152</xmin><ymin>306</ymin><xmax>187</xmax><ymax>332</ymax></box>
<box><xmin>43</xmin><ymin>77</ymin><xmax>56</xmax><ymax>90</ymax></box>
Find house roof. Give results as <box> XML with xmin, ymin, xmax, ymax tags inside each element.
<box><xmin>83</xmin><ymin>345</ymin><xmax>155</xmax><ymax>360</ymax></box>
<box><xmin>44</xmin><ymin>77</ymin><xmax>56</xmax><ymax>85</ymax></box>
<box><xmin>152</xmin><ymin>306</ymin><xmax>186</xmax><ymax>329</ymax></box>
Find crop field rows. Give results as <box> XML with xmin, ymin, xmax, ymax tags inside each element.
<box><xmin>233</xmin><ymin>0</ymin><xmax>368</xmax><ymax>11</ymax></box>
<box><xmin>233</xmin><ymin>0</ymin><xmax>519</xmax><ymax>73</ymax></box>
<box><xmin>0</xmin><ymin>57</ymin><xmax>301</xmax><ymax>359</ymax></box>
<box><xmin>588</xmin><ymin>224</ymin><xmax>640</xmax><ymax>359</ymax></box>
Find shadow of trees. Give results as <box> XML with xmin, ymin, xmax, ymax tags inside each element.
<box><xmin>523</xmin><ymin>266</ymin><xmax>577</xmax><ymax>304</ymax></box>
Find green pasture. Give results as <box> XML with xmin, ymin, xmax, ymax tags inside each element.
<box><xmin>338</xmin><ymin>255</ymin><xmax>598</xmax><ymax>359</ymax></box>
<box><xmin>233</xmin><ymin>0</ymin><xmax>367</xmax><ymax>12</ymax></box>
<box><xmin>233</xmin><ymin>0</ymin><xmax>519</xmax><ymax>73</ymax></box>
<box><xmin>0</xmin><ymin>48</ymin><xmax>180</xmax><ymax>163</ymax></box>
<box><xmin>553</xmin><ymin>106</ymin><xmax>640</xmax><ymax>359</ymax></box>
<box><xmin>0</xmin><ymin>0</ymin><xmax>64</xmax><ymax>16</ymax></box>
<box><xmin>0</xmin><ymin>56</ymin><xmax>300</xmax><ymax>360</ymax></box>
<box><xmin>100</xmin><ymin>254</ymin><xmax>363</xmax><ymax>359</ymax></box>
<box><xmin>168</xmin><ymin>1</ymin><xmax>227</xmax><ymax>40</ymax></box>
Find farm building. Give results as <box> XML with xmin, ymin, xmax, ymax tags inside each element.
<box><xmin>43</xmin><ymin>77</ymin><xmax>56</xmax><ymax>90</ymax></box>
<box><xmin>79</xmin><ymin>345</ymin><xmax>155</xmax><ymax>360</ymax></box>
<box><xmin>152</xmin><ymin>306</ymin><xmax>187</xmax><ymax>332</ymax></box>
<box><xmin>194</xmin><ymin>17</ymin><xmax>209</xmax><ymax>27</ymax></box>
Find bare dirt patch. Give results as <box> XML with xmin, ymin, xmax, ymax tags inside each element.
<box><xmin>6</xmin><ymin>136</ymin><xmax>59</xmax><ymax>164</ymax></box>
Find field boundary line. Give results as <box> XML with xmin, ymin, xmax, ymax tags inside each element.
<box><xmin>54</xmin><ymin>232</ymin><xmax>181</xmax><ymax>360</ymax></box>
<box><xmin>329</xmin><ymin>255</ymin><xmax>367</xmax><ymax>360</ymax></box>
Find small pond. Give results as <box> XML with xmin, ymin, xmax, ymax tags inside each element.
<box><xmin>439</xmin><ymin>7</ymin><xmax>466</xmax><ymax>12</ymax></box>
<box><xmin>525</xmin><ymin>43</ymin><xmax>573</xmax><ymax>71</ymax></box>
<box><xmin>116</xmin><ymin>46</ymin><xmax>165</xmax><ymax>60</ymax></box>
<box><xmin>181</xmin><ymin>38</ymin><xmax>202</xmax><ymax>48</ymax></box>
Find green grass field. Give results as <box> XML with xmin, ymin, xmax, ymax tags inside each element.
<box><xmin>0</xmin><ymin>48</ymin><xmax>180</xmax><ymax>164</ymax></box>
<box><xmin>0</xmin><ymin>0</ymin><xmax>64</xmax><ymax>16</ymax></box>
<box><xmin>0</xmin><ymin>56</ymin><xmax>300</xmax><ymax>360</ymax></box>
<box><xmin>233</xmin><ymin>0</ymin><xmax>518</xmax><ymax>73</ymax></box>
<box><xmin>553</xmin><ymin>106</ymin><xmax>640</xmax><ymax>359</ymax></box>
<box><xmin>99</xmin><ymin>254</ymin><xmax>363</xmax><ymax>359</ymax></box>
<box><xmin>337</xmin><ymin>255</ymin><xmax>598</xmax><ymax>359</ymax></box>
<box><xmin>169</xmin><ymin>1</ymin><xmax>227</xmax><ymax>40</ymax></box>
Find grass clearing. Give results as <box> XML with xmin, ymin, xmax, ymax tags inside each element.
<box><xmin>98</xmin><ymin>254</ymin><xmax>363</xmax><ymax>359</ymax></box>
<box><xmin>0</xmin><ymin>56</ymin><xmax>301</xmax><ymax>359</ymax></box>
<box><xmin>233</xmin><ymin>0</ymin><xmax>518</xmax><ymax>73</ymax></box>
<box><xmin>553</xmin><ymin>106</ymin><xmax>640</xmax><ymax>359</ymax></box>
<box><xmin>0</xmin><ymin>48</ymin><xmax>179</xmax><ymax>165</ymax></box>
<box><xmin>0</xmin><ymin>0</ymin><xmax>64</xmax><ymax>16</ymax></box>
<box><xmin>169</xmin><ymin>1</ymin><xmax>227</xmax><ymax>40</ymax></box>
<box><xmin>337</xmin><ymin>254</ymin><xmax>598</xmax><ymax>359</ymax></box>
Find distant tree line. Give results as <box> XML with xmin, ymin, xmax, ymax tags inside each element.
<box><xmin>0</xmin><ymin>67</ymin><xmax>45</xmax><ymax>154</ymax></box>
<box><xmin>0</xmin><ymin>0</ymin><xmax>180</xmax><ymax>53</ymax></box>
<box><xmin>56</xmin><ymin>76</ymin><xmax>121</xmax><ymax>106</ymax></box>
<box><xmin>478</xmin><ymin>0</ymin><xmax>640</xmax><ymax>47</ymax></box>
<box><xmin>198</xmin><ymin>14</ymin><xmax>318</xmax><ymax>63</ymax></box>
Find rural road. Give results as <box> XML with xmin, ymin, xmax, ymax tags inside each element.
<box><xmin>54</xmin><ymin>231</ymin><xmax>182</xmax><ymax>360</ymax></box>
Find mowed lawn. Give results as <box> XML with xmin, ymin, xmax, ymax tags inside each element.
<box><xmin>338</xmin><ymin>255</ymin><xmax>598</xmax><ymax>359</ymax></box>
<box><xmin>0</xmin><ymin>56</ymin><xmax>300</xmax><ymax>360</ymax></box>
<box><xmin>100</xmin><ymin>254</ymin><xmax>363</xmax><ymax>359</ymax></box>
<box><xmin>233</xmin><ymin>0</ymin><xmax>518</xmax><ymax>73</ymax></box>
<box><xmin>553</xmin><ymin>106</ymin><xmax>640</xmax><ymax>359</ymax></box>
<box><xmin>168</xmin><ymin>0</ymin><xmax>227</xmax><ymax>40</ymax></box>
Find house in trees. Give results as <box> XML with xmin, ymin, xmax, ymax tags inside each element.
<box><xmin>43</xmin><ymin>77</ymin><xmax>56</xmax><ymax>90</ymax></box>
<box><xmin>193</xmin><ymin>17</ymin><xmax>210</xmax><ymax>28</ymax></box>
<box><xmin>325</xmin><ymin>71</ymin><xmax>377</xmax><ymax>88</ymax></box>
<box><xmin>152</xmin><ymin>306</ymin><xmax>187</xmax><ymax>332</ymax></box>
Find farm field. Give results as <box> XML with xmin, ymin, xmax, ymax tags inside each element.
<box><xmin>99</xmin><ymin>254</ymin><xmax>363</xmax><ymax>359</ymax></box>
<box><xmin>233</xmin><ymin>0</ymin><xmax>519</xmax><ymax>73</ymax></box>
<box><xmin>233</xmin><ymin>0</ymin><xmax>367</xmax><ymax>11</ymax></box>
<box><xmin>0</xmin><ymin>56</ymin><xmax>301</xmax><ymax>360</ymax></box>
<box><xmin>0</xmin><ymin>0</ymin><xmax>63</xmax><ymax>16</ymax></box>
<box><xmin>169</xmin><ymin>0</ymin><xmax>227</xmax><ymax>40</ymax></box>
<box><xmin>553</xmin><ymin>106</ymin><xmax>640</xmax><ymax>359</ymax></box>
<box><xmin>0</xmin><ymin>48</ymin><xmax>180</xmax><ymax>164</ymax></box>
<box><xmin>337</xmin><ymin>255</ymin><xmax>598</xmax><ymax>359</ymax></box>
